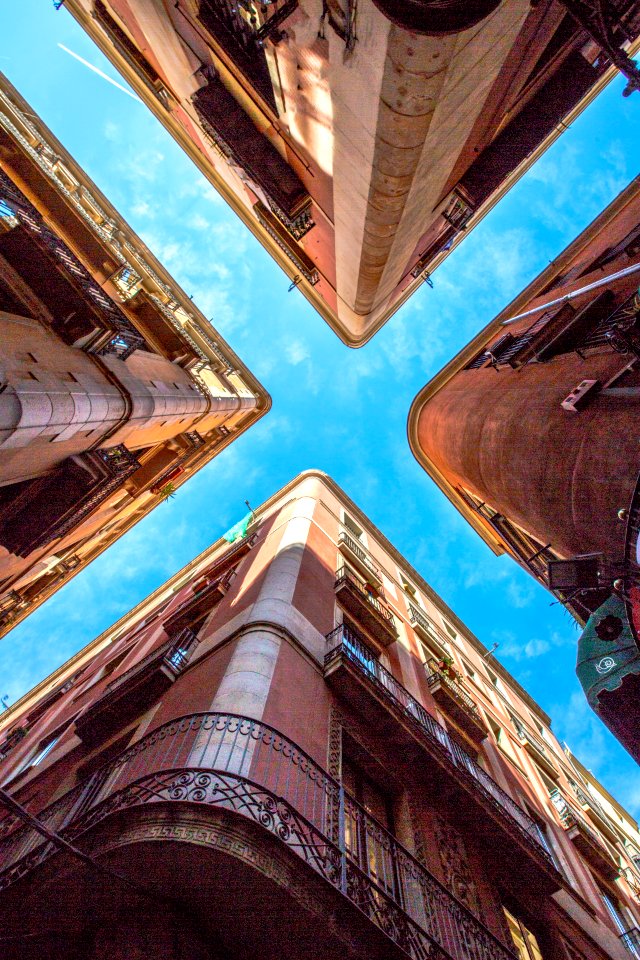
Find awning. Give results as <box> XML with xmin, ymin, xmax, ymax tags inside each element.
<box><xmin>576</xmin><ymin>593</ymin><xmax>640</xmax><ymax>709</ymax></box>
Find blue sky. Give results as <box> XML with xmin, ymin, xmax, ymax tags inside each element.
<box><xmin>2</xmin><ymin>2</ymin><xmax>639</xmax><ymax>812</ymax></box>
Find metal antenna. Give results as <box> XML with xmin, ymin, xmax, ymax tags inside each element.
<box><xmin>481</xmin><ymin>643</ymin><xmax>499</xmax><ymax>659</ymax></box>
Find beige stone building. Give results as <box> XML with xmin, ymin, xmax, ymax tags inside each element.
<box><xmin>60</xmin><ymin>0</ymin><xmax>640</xmax><ymax>345</ymax></box>
<box><xmin>0</xmin><ymin>74</ymin><xmax>269</xmax><ymax>640</ymax></box>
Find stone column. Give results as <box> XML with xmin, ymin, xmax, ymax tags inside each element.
<box><xmin>192</xmin><ymin>496</ymin><xmax>316</xmax><ymax>774</ymax></box>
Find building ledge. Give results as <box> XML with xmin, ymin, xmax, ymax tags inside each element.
<box><xmin>425</xmin><ymin>660</ymin><xmax>487</xmax><ymax>747</ymax></box>
<box><xmin>75</xmin><ymin>629</ymin><xmax>198</xmax><ymax>745</ymax></box>
<box><xmin>324</xmin><ymin>625</ymin><xmax>561</xmax><ymax>891</ymax></box>
<box><xmin>334</xmin><ymin>567</ymin><xmax>397</xmax><ymax>647</ymax></box>
<box><xmin>0</xmin><ymin>711</ymin><xmax>515</xmax><ymax>960</ymax></box>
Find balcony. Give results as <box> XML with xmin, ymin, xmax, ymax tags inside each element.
<box><xmin>163</xmin><ymin>571</ymin><xmax>234</xmax><ymax>635</ymax></box>
<box><xmin>337</xmin><ymin>532</ymin><xmax>382</xmax><ymax>588</ymax></box>
<box><xmin>512</xmin><ymin>725</ymin><xmax>559</xmax><ymax>781</ymax></box>
<box><xmin>193</xmin><ymin>76</ymin><xmax>312</xmax><ymax>237</ymax></box>
<box><xmin>334</xmin><ymin>567</ymin><xmax>397</xmax><ymax>648</ymax></box>
<box><xmin>442</xmin><ymin>188</ymin><xmax>475</xmax><ymax>232</ymax></box>
<box><xmin>569</xmin><ymin>782</ymin><xmax>620</xmax><ymax>845</ymax></box>
<box><xmin>550</xmin><ymin>789</ymin><xmax>619</xmax><ymax>880</ymax></box>
<box><xmin>0</xmin><ymin>445</ymin><xmax>141</xmax><ymax>559</ymax></box>
<box><xmin>0</xmin><ymin>169</ymin><xmax>145</xmax><ymax>356</ymax></box>
<box><xmin>0</xmin><ymin>724</ymin><xmax>27</xmax><ymax>762</ymax></box>
<box><xmin>325</xmin><ymin>625</ymin><xmax>560</xmax><ymax>887</ymax></box>
<box><xmin>0</xmin><ymin>591</ymin><xmax>28</xmax><ymax>630</ymax></box>
<box><xmin>624</xmin><ymin>470</ymin><xmax>640</xmax><ymax>646</ymax></box>
<box><xmin>621</xmin><ymin>928</ymin><xmax>640</xmax><ymax>957</ymax></box>
<box><xmin>407</xmin><ymin>603</ymin><xmax>448</xmax><ymax>657</ymax></box>
<box><xmin>0</xmin><ymin>711</ymin><xmax>516</xmax><ymax>960</ymax></box>
<box><xmin>198</xmin><ymin>0</ymin><xmax>298</xmax><ymax>111</ymax></box>
<box><xmin>623</xmin><ymin>867</ymin><xmax>640</xmax><ymax>902</ymax></box>
<box><xmin>75</xmin><ymin>628</ymin><xmax>198</xmax><ymax>745</ymax></box>
<box><xmin>425</xmin><ymin>659</ymin><xmax>487</xmax><ymax>747</ymax></box>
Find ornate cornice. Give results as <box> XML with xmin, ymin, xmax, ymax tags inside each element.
<box><xmin>0</xmin><ymin>73</ymin><xmax>267</xmax><ymax>407</ymax></box>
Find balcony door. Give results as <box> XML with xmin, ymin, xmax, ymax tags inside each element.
<box><xmin>342</xmin><ymin>752</ymin><xmax>398</xmax><ymax>901</ymax></box>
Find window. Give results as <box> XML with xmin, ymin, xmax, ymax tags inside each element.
<box><xmin>488</xmin><ymin>716</ymin><xmax>506</xmax><ymax>746</ymax></box>
<box><xmin>599</xmin><ymin>886</ymin><xmax>640</xmax><ymax>955</ymax></box>
<box><xmin>31</xmin><ymin>735</ymin><xmax>60</xmax><ymax>767</ymax></box>
<box><xmin>342</xmin><ymin>749</ymin><xmax>396</xmax><ymax>898</ymax></box>
<box><xmin>503</xmin><ymin>907</ymin><xmax>543</xmax><ymax>960</ymax></box>
<box><xmin>531</xmin><ymin>717</ymin><xmax>546</xmax><ymax>739</ymax></box>
<box><xmin>600</xmin><ymin>886</ymin><xmax>630</xmax><ymax>934</ymax></box>
<box><xmin>539</xmin><ymin>770</ymin><xmax>559</xmax><ymax>797</ymax></box>
<box><xmin>72</xmin><ymin>647</ymin><xmax>131</xmax><ymax>699</ymax></box>
<box><xmin>400</xmin><ymin>575</ymin><xmax>417</xmax><ymax>599</ymax></box>
<box><xmin>12</xmin><ymin>716</ymin><xmax>75</xmax><ymax>778</ymax></box>
<box><xmin>526</xmin><ymin>806</ymin><xmax>561</xmax><ymax>870</ymax></box>
<box><xmin>462</xmin><ymin>660</ymin><xmax>478</xmax><ymax>683</ymax></box>
<box><xmin>487</xmin><ymin>716</ymin><xmax>518</xmax><ymax>764</ymax></box>
<box><xmin>442</xmin><ymin>620</ymin><xmax>458</xmax><ymax>641</ymax></box>
<box><xmin>343</xmin><ymin>513</ymin><xmax>364</xmax><ymax>541</ymax></box>
<box><xmin>416</xmin><ymin>635</ymin><xmax>442</xmax><ymax>663</ymax></box>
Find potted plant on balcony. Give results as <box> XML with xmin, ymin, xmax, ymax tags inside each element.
<box><xmin>438</xmin><ymin>655</ymin><xmax>458</xmax><ymax>680</ymax></box>
<box><xmin>154</xmin><ymin>481</ymin><xmax>177</xmax><ymax>502</ymax></box>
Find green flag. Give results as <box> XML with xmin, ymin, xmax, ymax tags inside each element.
<box><xmin>222</xmin><ymin>511</ymin><xmax>254</xmax><ymax>543</ymax></box>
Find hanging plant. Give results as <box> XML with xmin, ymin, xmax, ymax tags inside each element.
<box><xmin>156</xmin><ymin>481</ymin><xmax>177</xmax><ymax>502</ymax></box>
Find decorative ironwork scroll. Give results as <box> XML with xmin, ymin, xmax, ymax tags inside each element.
<box><xmin>0</xmin><ymin>712</ymin><xmax>516</xmax><ymax>960</ymax></box>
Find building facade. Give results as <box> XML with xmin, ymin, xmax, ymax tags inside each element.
<box><xmin>0</xmin><ymin>74</ymin><xmax>270</xmax><ymax>640</ymax></box>
<box><xmin>0</xmin><ymin>471</ymin><xmax>639</xmax><ymax>960</ymax></box>
<box><xmin>407</xmin><ymin>176</ymin><xmax>640</xmax><ymax>761</ymax></box>
<box><xmin>60</xmin><ymin>0</ymin><xmax>640</xmax><ymax>345</ymax></box>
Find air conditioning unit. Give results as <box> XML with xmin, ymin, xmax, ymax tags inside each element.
<box><xmin>561</xmin><ymin>379</ymin><xmax>601</xmax><ymax>412</ymax></box>
<box><xmin>547</xmin><ymin>554</ymin><xmax>603</xmax><ymax>591</ymax></box>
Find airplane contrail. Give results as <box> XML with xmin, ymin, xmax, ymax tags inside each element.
<box><xmin>57</xmin><ymin>44</ymin><xmax>142</xmax><ymax>102</ymax></box>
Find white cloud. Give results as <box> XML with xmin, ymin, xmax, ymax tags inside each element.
<box><xmin>285</xmin><ymin>339</ymin><xmax>310</xmax><ymax>366</ymax></box>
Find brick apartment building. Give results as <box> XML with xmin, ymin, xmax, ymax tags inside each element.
<box><xmin>0</xmin><ymin>472</ymin><xmax>639</xmax><ymax>960</ymax></box>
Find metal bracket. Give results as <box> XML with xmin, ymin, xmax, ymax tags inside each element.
<box><xmin>555</xmin><ymin>0</ymin><xmax>640</xmax><ymax>96</ymax></box>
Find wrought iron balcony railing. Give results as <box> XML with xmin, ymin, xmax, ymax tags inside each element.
<box><xmin>163</xmin><ymin>571</ymin><xmax>235</xmax><ymax>635</ymax></box>
<box><xmin>425</xmin><ymin>659</ymin><xmax>481</xmax><ymax>721</ymax></box>
<box><xmin>198</xmin><ymin>0</ymin><xmax>299</xmax><ymax>111</ymax></box>
<box><xmin>105</xmin><ymin>628</ymin><xmax>199</xmax><ymax>697</ymax></box>
<box><xmin>74</xmin><ymin>628</ymin><xmax>199</xmax><ymax>746</ymax></box>
<box><xmin>0</xmin><ymin>725</ymin><xmax>28</xmax><ymax>762</ymax></box>
<box><xmin>510</xmin><ymin>720</ymin><xmax>559</xmax><ymax>780</ymax></box>
<box><xmin>337</xmin><ymin>531</ymin><xmax>382</xmax><ymax>584</ymax></box>
<box><xmin>0</xmin><ymin>591</ymin><xmax>28</xmax><ymax>629</ymax></box>
<box><xmin>325</xmin><ymin>625</ymin><xmax>554</xmax><ymax>870</ymax></box>
<box><xmin>334</xmin><ymin>567</ymin><xmax>397</xmax><ymax>647</ymax></box>
<box><xmin>620</xmin><ymin>927</ymin><xmax>640</xmax><ymax>957</ymax></box>
<box><xmin>0</xmin><ymin>445</ymin><xmax>142</xmax><ymax>560</ymax></box>
<box><xmin>624</xmin><ymin>469</ymin><xmax>640</xmax><ymax>646</ymax></box>
<box><xmin>623</xmin><ymin>867</ymin><xmax>640</xmax><ymax>902</ymax></box>
<box><xmin>0</xmin><ymin>169</ymin><xmax>146</xmax><ymax>358</ymax></box>
<box><xmin>335</xmin><ymin>567</ymin><xmax>394</xmax><ymax>624</ymax></box>
<box><xmin>549</xmin><ymin>788</ymin><xmax>619</xmax><ymax>879</ymax></box>
<box><xmin>579</xmin><ymin>287</ymin><xmax>640</xmax><ymax>356</ymax></box>
<box><xmin>569</xmin><ymin>780</ymin><xmax>621</xmax><ymax>843</ymax></box>
<box><xmin>407</xmin><ymin>604</ymin><xmax>447</xmax><ymax>653</ymax></box>
<box><xmin>441</xmin><ymin>189</ymin><xmax>475</xmax><ymax>232</ymax></box>
<box><xmin>0</xmin><ymin>712</ymin><xmax>516</xmax><ymax>960</ymax></box>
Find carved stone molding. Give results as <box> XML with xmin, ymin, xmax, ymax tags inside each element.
<box><xmin>75</xmin><ymin>806</ymin><xmax>376</xmax><ymax>957</ymax></box>
<box><xmin>431</xmin><ymin>811</ymin><xmax>482</xmax><ymax>918</ymax></box>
